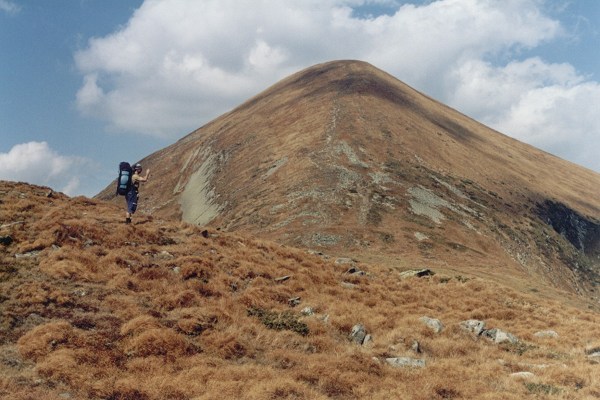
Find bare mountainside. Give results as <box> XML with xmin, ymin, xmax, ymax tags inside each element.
<box><xmin>98</xmin><ymin>60</ymin><xmax>600</xmax><ymax>303</ymax></box>
<box><xmin>2</xmin><ymin>181</ymin><xmax>600</xmax><ymax>399</ymax></box>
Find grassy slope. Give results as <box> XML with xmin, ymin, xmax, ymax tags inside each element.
<box><xmin>1</xmin><ymin>181</ymin><xmax>599</xmax><ymax>399</ymax></box>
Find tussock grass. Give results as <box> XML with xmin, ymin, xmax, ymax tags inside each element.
<box><xmin>1</xmin><ymin>181</ymin><xmax>600</xmax><ymax>399</ymax></box>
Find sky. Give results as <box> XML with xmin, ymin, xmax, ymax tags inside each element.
<box><xmin>1</xmin><ymin>0</ymin><xmax>599</xmax><ymax>197</ymax></box>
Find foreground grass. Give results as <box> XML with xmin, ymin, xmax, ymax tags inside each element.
<box><xmin>1</xmin><ymin>181</ymin><xmax>599</xmax><ymax>399</ymax></box>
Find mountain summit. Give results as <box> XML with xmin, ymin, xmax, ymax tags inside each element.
<box><xmin>98</xmin><ymin>60</ymin><xmax>600</xmax><ymax>301</ymax></box>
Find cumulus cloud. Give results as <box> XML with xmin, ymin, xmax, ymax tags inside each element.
<box><xmin>74</xmin><ymin>0</ymin><xmax>600</xmax><ymax>172</ymax></box>
<box><xmin>0</xmin><ymin>0</ymin><xmax>20</xmax><ymax>15</ymax></box>
<box><xmin>0</xmin><ymin>142</ymin><xmax>90</xmax><ymax>196</ymax></box>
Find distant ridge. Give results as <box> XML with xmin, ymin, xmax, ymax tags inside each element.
<box><xmin>97</xmin><ymin>60</ymin><xmax>600</xmax><ymax>301</ymax></box>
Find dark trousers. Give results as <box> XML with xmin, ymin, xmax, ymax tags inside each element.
<box><xmin>126</xmin><ymin>189</ymin><xmax>138</xmax><ymax>214</ymax></box>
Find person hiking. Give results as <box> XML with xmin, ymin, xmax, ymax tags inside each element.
<box><xmin>125</xmin><ymin>163</ymin><xmax>150</xmax><ymax>224</ymax></box>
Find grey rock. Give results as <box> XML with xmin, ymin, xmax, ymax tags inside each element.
<box><xmin>587</xmin><ymin>351</ymin><xmax>600</xmax><ymax>364</ymax></box>
<box><xmin>346</xmin><ymin>266</ymin><xmax>366</xmax><ymax>276</ymax></box>
<box><xmin>335</xmin><ymin>257</ymin><xmax>355</xmax><ymax>265</ymax></box>
<box><xmin>274</xmin><ymin>275</ymin><xmax>291</xmax><ymax>283</ymax></box>
<box><xmin>483</xmin><ymin>328</ymin><xmax>519</xmax><ymax>344</ymax></box>
<box><xmin>399</xmin><ymin>269</ymin><xmax>434</xmax><ymax>279</ymax></box>
<box><xmin>300</xmin><ymin>307</ymin><xmax>314</xmax><ymax>316</ymax></box>
<box><xmin>385</xmin><ymin>357</ymin><xmax>426</xmax><ymax>368</ymax></box>
<box><xmin>534</xmin><ymin>330</ymin><xmax>558</xmax><ymax>338</ymax></box>
<box><xmin>419</xmin><ymin>316</ymin><xmax>444</xmax><ymax>333</ymax></box>
<box><xmin>341</xmin><ymin>281</ymin><xmax>358</xmax><ymax>289</ymax></box>
<box><xmin>510</xmin><ymin>372</ymin><xmax>535</xmax><ymax>379</ymax></box>
<box><xmin>412</xmin><ymin>340</ymin><xmax>421</xmax><ymax>354</ymax></box>
<box><xmin>288</xmin><ymin>297</ymin><xmax>301</xmax><ymax>307</ymax></box>
<box><xmin>460</xmin><ymin>319</ymin><xmax>486</xmax><ymax>336</ymax></box>
<box><xmin>350</xmin><ymin>324</ymin><xmax>367</xmax><ymax>345</ymax></box>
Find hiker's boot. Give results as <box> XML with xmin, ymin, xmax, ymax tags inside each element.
<box><xmin>125</xmin><ymin>217</ymin><xmax>132</xmax><ymax>224</ymax></box>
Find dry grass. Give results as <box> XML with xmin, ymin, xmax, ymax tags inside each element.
<box><xmin>1</xmin><ymin>181</ymin><xmax>600</xmax><ymax>399</ymax></box>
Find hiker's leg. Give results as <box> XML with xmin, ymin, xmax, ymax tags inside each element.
<box><xmin>125</xmin><ymin>190</ymin><xmax>137</xmax><ymax>222</ymax></box>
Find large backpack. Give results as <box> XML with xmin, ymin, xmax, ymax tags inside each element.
<box><xmin>116</xmin><ymin>162</ymin><xmax>133</xmax><ymax>195</ymax></box>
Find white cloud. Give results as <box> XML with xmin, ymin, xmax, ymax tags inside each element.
<box><xmin>448</xmin><ymin>57</ymin><xmax>600</xmax><ymax>171</ymax></box>
<box><xmin>0</xmin><ymin>0</ymin><xmax>20</xmax><ymax>15</ymax></box>
<box><xmin>0</xmin><ymin>142</ymin><xmax>90</xmax><ymax>196</ymax></box>
<box><xmin>74</xmin><ymin>0</ymin><xmax>600</xmax><ymax>172</ymax></box>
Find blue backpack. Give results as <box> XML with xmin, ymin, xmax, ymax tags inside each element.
<box><xmin>116</xmin><ymin>162</ymin><xmax>133</xmax><ymax>195</ymax></box>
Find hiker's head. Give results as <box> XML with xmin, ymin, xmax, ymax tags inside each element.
<box><xmin>134</xmin><ymin>163</ymin><xmax>142</xmax><ymax>172</ymax></box>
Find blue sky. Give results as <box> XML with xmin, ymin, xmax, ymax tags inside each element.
<box><xmin>1</xmin><ymin>0</ymin><xmax>599</xmax><ymax>196</ymax></box>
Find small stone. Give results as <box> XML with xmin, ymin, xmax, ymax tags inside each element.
<box><xmin>301</xmin><ymin>307</ymin><xmax>314</xmax><ymax>316</ymax></box>
<box><xmin>341</xmin><ymin>281</ymin><xmax>358</xmax><ymax>289</ymax></box>
<box><xmin>385</xmin><ymin>357</ymin><xmax>426</xmax><ymax>368</ymax></box>
<box><xmin>274</xmin><ymin>275</ymin><xmax>291</xmax><ymax>283</ymax></box>
<box><xmin>399</xmin><ymin>269</ymin><xmax>433</xmax><ymax>279</ymax></box>
<box><xmin>510</xmin><ymin>372</ymin><xmax>535</xmax><ymax>379</ymax></box>
<box><xmin>534</xmin><ymin>330</ymin><xmax>558</xmax><ymax>338</ymax></box>
<box><xmin>412</xmin><ymin>340</ymin><xmax>421</xmax><ymax>354</ymax></box>
<box><xmin>288</xmin><ymin>297</ymin><xmax>301</xmax><ymax>307</ymax></box>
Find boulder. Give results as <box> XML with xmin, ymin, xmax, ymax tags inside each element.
<box><xmin>419</xmin><ymin>316</ymin><xmax>444</xmax><ymax>333</ymax></box>
<box><xmin>350</xmin><ymin>324</ymin><xmax>367</xmax><ymax>345</ymax></box>
<box><xmin>460</xmin><ymin>320</ymin><xmax>486</xmax><ymax>336</ymax></box>
<box><xmin>483</xmin><ymin>328</ymin><xmax>519</xmax><ymax>344</ymax></box>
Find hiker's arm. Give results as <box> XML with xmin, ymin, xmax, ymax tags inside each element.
<box><xmin>141</xmin><ymin>169</ymin><xmax>150</xmax><ymax>181</ymax></box>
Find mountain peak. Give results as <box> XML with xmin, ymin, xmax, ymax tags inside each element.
<box><xmin>97</xmin><ymin>61</ymin><xmax>600</xmax><ymax>302</ymax></box>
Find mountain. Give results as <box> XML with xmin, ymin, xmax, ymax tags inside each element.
<box><xmin>2</xmin><ymin>180</ymin><xmax>600</xmax><ymax>399</ymax></box>
<box><xmin>97</xmin><ymin>60</ymin><xmax>600</xmax><ymax>303</ymax></box>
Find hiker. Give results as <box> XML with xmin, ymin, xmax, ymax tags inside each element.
<box><xmin>125</xmin><ymin>163</ymin><xmax>150</xmax><ymax>224</ymax></box>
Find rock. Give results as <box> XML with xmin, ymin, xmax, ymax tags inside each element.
<box><xmin>483</xmin><ymin>328</ymin><xmax>519</xmax><ymax>344</ymax></box>
<box><xmin>155</xmin><ymin>250</ymin><xmax>174</xmax><ymax>260</ymax></box>
<box><xmin>288</xmin><ymin>297</ymin><xmax>301</xmax><ymax>307</ymax></box>
<box><xmin>419</xmin><ymin>316</ymin><xmax>444</xmax><ymax>333</ymax></box>
<box><xmin>274</xmin><ymin>275</ymin><xmax>291</xmax><ymax>283</ymax></box>
<box><xmin>0</xmin><ymin>235</ymin><xmax>13</xmax><ymax>246</ymax></box>
<box><xmin>412</xmin><ymin>340</ymin><xmax>421</xmax><ymax>354</ymax></box>
<box><xmin>15</xmin><ymin>251</ymin><xmax>40</xmax><ymax>259</ymax></box>
<box><xmin>335</xmin><ymin>257</ymin><xmax>355</xmax><ymax>265</ymax></box>
<box><xmin>350</xmin><ymin>324</ymin><xmax>367</xmax><ymax>345</ymax></box>
<box><xmin>460</xmin><ymin>320</ymin><xmax>486</xmax><ymax>336</ymax></box>
<box><xmin>534</xmin><ymin>330</ymin><xmax>558</xmax><ymax>338</ymax></box>
<box><xmin>300</xmin><ymin>307</ymin><xmax>314</xmax><ymax>316</ymax></box>
<box><xmin>341</xmin><ymin>281</ymin><xmax>358</xmax><ymax>289</ymax></box>
<box><xmin>587</xmin><ymin>352</ymin><xmax>600</xmax><ymax>364</ymax></box>
<box><xmin>346</xmin><ymin>266</ymin><xmax>366</xmax><ymax>275</ymax></box>
<box><xmin>363</xmin><ymin>334</ymin><xmax>373</xmax><ymax>346</ymax></box>
<box><xmin>385</xmin><ymin>357</ymin><xmax>426</xmax><ymax>368</ymax></box>
<box><xmin>399</xmin><ymin>269</ymin><xmax>433</xmax><ymax>279</ymax></box>
<box><xmin>201</xmin><ymin>229</ymin><xmax>209</xmax><ymax>238</ymax></box>
<box><xmin>586</xmin><ymin>348</ymin><xmax>600</xmax><ymax>364</ymax></box>
<box><xmin>510</xmin><ymin>372</ymin><xmax>535</xmax><ymax>379</ymax></box>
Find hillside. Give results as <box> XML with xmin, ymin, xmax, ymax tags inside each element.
<box><xmin>97</xmin><ymin>60</ymin><xmax>600</xmax><ymax>303</ymax></box>
<box><xmin>2</xmin><ymin>181</ymin><xmax>600</xmax><ymax>399</ymax></box>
